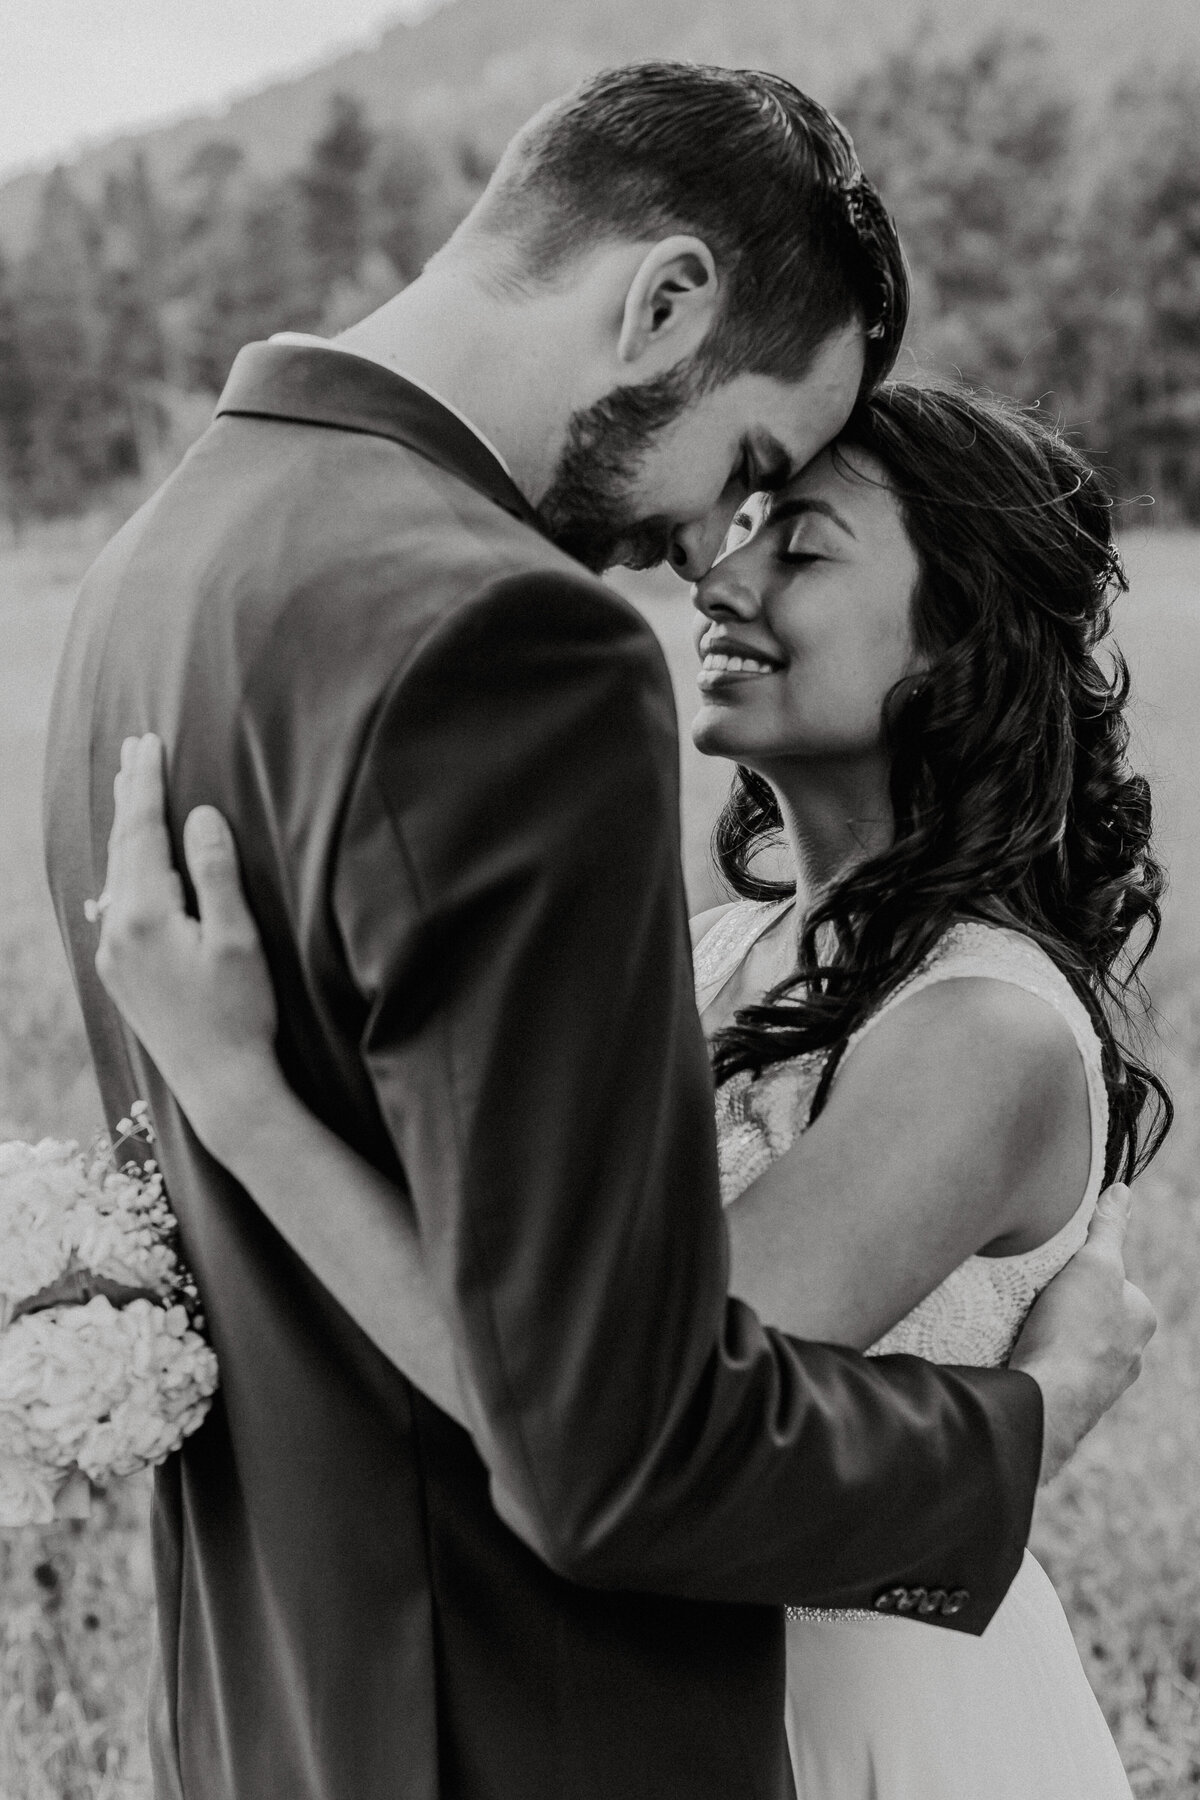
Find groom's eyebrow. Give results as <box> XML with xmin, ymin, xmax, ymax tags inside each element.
<box><xmin>765</xmin><ymin>496</ymin><xmax>857</xmax><ymax>539</ymax></box>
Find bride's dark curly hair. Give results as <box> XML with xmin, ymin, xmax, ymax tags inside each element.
<box><xmin>711</xmin><ymin>381</ymin><xmax>1172</xmax><ymax>1181</ymax></box>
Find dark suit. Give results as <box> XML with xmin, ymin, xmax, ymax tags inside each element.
<box><xmin>44</xmin><ymin>343</ymin><xmax>1043</xmax><ymax>1800</ymax></box>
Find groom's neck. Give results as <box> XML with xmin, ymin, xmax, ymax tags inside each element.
<box><xmin>336</xmin><ymin>262</ymin><xmax>575</xmax><ymax>507</ymax></box>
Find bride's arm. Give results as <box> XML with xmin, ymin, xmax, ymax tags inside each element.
<box><xmin>94</xmin><ymin>736</ymin><xmax>468</xmax><ymax>1426</ymax></box>
<box><xmin>201</xmin><ymin>1073</ymin><xmax>467</xmax><ymax>1423</ymax></box>
<box><xmin>722</xmin><ymin>976</ymin><xmax>1092</xmax><ymax>1351</ymax></box>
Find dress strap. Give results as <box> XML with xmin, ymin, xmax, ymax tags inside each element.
<box><xmin>692</xmin><ymin>898</ymin><xmax>796</xmax><ymax>1012</ymax></box>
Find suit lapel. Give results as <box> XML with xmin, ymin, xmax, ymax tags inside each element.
<box><xmin>216</xmin><ymin>341</ymin><xmax>540</xmax><ymax>530</ymax></box>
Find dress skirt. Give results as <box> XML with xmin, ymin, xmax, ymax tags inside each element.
<box><xmin>785</xmin><ymin>1552</ymin><xmax>1132</xmax><ymax>1798</ymax></box>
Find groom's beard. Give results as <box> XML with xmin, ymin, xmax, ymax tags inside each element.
<box><xmin>535</xmin><ymin>366</ymin><xmax>696</xmax><ymax>574</ymax></box>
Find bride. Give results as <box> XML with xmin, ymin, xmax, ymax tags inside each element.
<box><xmin>92</xmin><ymin>380</ymin><xmax>1168</xmax><ymax>1796</ymax></box>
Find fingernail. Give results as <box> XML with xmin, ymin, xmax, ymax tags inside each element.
<box><xmin>186</xmin><ymin>807</ymin><xmax>227</xmax><ymax>849</ymax></box>
<box><xmin>1098</xmin><ymin>1183</ymin><xmax>1131</xmax><ymax>1215</ymax></box>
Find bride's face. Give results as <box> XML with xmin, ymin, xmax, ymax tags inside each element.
<box><xmin>690</xmin><ymin>445</ymin><xmax>923</xmax><ymax>774</ymax></box>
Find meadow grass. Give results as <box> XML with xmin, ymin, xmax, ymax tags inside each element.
<box><xmin>2</xmin><ymin>519</ymin><xmax>1198</xmax><ymax>1797</ymax></box>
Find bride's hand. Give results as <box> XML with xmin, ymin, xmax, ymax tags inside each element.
<box><xmin>94</xmin><ymin>734</ymin><xmax>284</xmax><ymax>1155</ymax></box>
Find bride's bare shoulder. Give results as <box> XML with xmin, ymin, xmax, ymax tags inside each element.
<box><xmin>688</xmin><ymin>902</ymin><xmax>738</xmax><ymax>949</ymax></box>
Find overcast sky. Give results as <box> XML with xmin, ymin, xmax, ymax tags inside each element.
<box><xmin>0</xmin><ymin>0</ymin><xmax>436</xmax><ymax>179</ymax></box>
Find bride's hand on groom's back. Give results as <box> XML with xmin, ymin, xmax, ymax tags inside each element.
<box><xmin>94</xmin><ymin>734</ymin><xmax>284</xmax><ymax>1156</ymax></box>
<box><xmin>1009</xmin><ymin>1182</ymin><xmax>1156</xmax><ymax>1484</ymax></box>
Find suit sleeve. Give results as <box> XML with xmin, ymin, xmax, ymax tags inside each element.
<box><xmin>332</xmin><ymin>569</ymin><xmax>1044</xmax><ymax>1630</ymax></box>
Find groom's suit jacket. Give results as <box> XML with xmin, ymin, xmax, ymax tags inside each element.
<box><xmin>45</xmin><ymin>343</ymin><xmax>1043</xmax><ymax>1800</ymax></box>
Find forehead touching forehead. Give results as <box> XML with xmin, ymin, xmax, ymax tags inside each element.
<box><xmin>762</xmin><ymin>438</ymin><xmax>902</xmax><ymax>539</ymax></box>
<box><xmin>725</xmin><ymin>323</ymin><xmax>868</xmax><ymax>481</ymax></box>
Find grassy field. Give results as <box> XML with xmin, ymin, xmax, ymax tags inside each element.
<box><xmin>2</xmin><ymin>519</ymin><xmax>1199</xmax><ymax>1797</ymax></box>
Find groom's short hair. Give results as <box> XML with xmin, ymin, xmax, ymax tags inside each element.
<box><xmin>468</xmin><ymin>62</ymin><xmax>908</xmax><ymax>394</ymax></box>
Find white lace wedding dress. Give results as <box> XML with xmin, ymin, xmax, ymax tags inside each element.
<box><xmin>694</xmin><ymin>900</ymin><xmax>1133</xmax><ymax>1800</ymax></box>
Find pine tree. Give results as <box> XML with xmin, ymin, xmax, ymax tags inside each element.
<box><xmin>373</xmin><ymin>130</ymin><xmax>437</xmax><ymax>285</ymax></box>
<box><xmin>98</xmin><ymin>157</ymin><xmax>169</xmax><ymax>475</ymax></box>
<box><xmin>18</xmin><ymin>166</ymin><xmax>109</xmax><ymax>513</ymax></box>
<box><xmin>371</xmin><ymin>126</ymin><xmax>492</xmax><ymax>287</ymax></box>
<box><xmin>840</xmin><ymin>32</ymin><xmax>1075</xmax><ymax>396</ymax></box>
<box><xmin>185</xmin><ymin>175</ymin><xmax>316</xmax><ymax>391</ymax></box>
<box><xmin>0</xmin><ymin>250</ymin><xmax>35</xmax><ymax>532</ymax></box>
<box><xmin>1052</xmin><ymin>73</ymin><xmax>1200</xmax><ymax>519</ymax></box>
<box><xmin>177</xmin><ymin>140</ymin><xmax>246</xmax><ymax>254</ymax></box>
<box><xmin>300</xmin><ymin>95</ymin><xmax>375</xmax><ymax>307</ymax></box>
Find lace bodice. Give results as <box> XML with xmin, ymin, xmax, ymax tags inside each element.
<box><xmin>696</xmin><ymin>904</ymin><xmax>1108</xmax><ymax>1368</ymax></box>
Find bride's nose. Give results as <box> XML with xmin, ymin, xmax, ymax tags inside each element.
<box><xmin>692</xmin><ymin>557</ymin><xmax>762</xmax><ymax>624</ymax></box>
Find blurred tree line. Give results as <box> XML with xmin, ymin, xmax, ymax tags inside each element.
<box><xmin>838</xmin><ymin>35</ymin><xmax>1200</xmax><ymax>525</ymax></box>
<box><xmin>0</xmin><ymin>98</ymin><xmax>487</xmax><ymax>524</ymax></box>
<box><xmin>1</xmin><ymin>31</ymin><xmax>1198</xmax><ymax>528</ymax></box>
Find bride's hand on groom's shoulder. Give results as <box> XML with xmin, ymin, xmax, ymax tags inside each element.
<box><xmin>94</xmin><ymin>734</ymin><xmax>284</xmax><ymax>1157</ymax></box>
<box><xmin>1009</xmin><ymin>1182</ymin><xmax>1156</xmax><ymax>1484</ymax></box>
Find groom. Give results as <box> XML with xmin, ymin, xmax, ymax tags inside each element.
<box><xmin>46</xmin><ymin>64</ymin><xmax>1151</xmax><ymax>1800</ymax></box>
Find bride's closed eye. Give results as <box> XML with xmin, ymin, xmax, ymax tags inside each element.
<box><xmin>776</xmin><ymin>525</ymin><xmax>827</xmax><ymax>568</ymax></box>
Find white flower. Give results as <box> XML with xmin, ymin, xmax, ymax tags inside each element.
<box><xmin>0</xmin><ymin>1298</ymin><xmax>218</xmax><ymax>1493</ymax></box>
<box><xmin>0</xmin><ymin>1455</ymin><xmax>59</xmax><ymax>1527</ymax></box>
<box><xmin>0</xmin><ymin>1139</ymin><xmax>82</xmax><ymax>1300</ymax></box>
<box><xmin>0</xmin><ymin>1125</ymin><xmax>191</xmax><ymax>1309</ymax></box>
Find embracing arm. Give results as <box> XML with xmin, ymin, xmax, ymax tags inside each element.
<box><xmin>713</xmin><ymin>959</ymin><xmax>1152</xmax><ymax>1472</ymax></box>
<box><xmin>94</xmin><ymin>739</ymin><xmax>470</xmax><ymax>1423</ymax></box>
<box><xmin>209</xmin><ymin>973</ymin><xmax>1084</xmax><ymax>1430</ymax></box>
<box><xmin>724</xmin><ymin>975</ymin><xmax>1093</xmax><ymax>1352</ymax></box>
<box><xmin>203</xmin><ymin>1072</ymin><xmax>468</xmax><ymax>1422</ymax></box>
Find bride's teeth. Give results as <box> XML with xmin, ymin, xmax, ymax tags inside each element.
<box><xmin>701</xmin><ymin>650</ymin><xmax>775</xmax><ymax>673</ymax></box>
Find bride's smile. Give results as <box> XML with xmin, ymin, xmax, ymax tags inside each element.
<box><xmin>696</xmin><ymin>636</ymin><xmax>785</xmax><ymax>687</ymax></box>
<box><xmin>690</xmin><ymin>445</ymin><xmax>923</xmax><ymax>778</ymax></box>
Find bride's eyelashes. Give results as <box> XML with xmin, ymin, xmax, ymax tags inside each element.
<box><xmin>775</xmin><ymin>527</ymin><xmax>825</xmax><ymax>568</ymax></box>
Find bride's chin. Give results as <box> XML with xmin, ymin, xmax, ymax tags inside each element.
<box><xmin>690</xmin><ymin>712</ymin><xmax>737</xmax><ymax>758</ymax></box>
<box><xmin>691</xmin><ymin>721</ymin><xmax>760</xmax><ymax>764</ymax></box>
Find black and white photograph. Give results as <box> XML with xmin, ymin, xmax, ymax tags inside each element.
<box><xmin>1</xmin><ymin>2</ymin><xmax>1198</xmax><ymax>1796</ymax></box>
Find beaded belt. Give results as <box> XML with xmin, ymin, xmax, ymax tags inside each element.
<box><xmin>785</xmin><ymin>1606</ymin><xmax>880</xmax><ymax>1624</ymax></box>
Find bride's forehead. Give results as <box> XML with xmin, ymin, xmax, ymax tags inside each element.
<box><xmin>771</xmin><ymin>445</ymin><xmax>896</xmax><ymax>522</ymax></box>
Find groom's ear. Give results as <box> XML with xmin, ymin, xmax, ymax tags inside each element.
<box><xmin>618</xmin><ymin>236</ymin><xmax>721</xmax><ymax>372</ymax></box>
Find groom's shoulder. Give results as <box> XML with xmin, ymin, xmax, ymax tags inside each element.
<box><xmin>69</xmin><ymin>416</ymin><xmax>668</xmax><ymax>716</ymax></box>
<box><xmin>429</xmin><ymin>520</ymin><xmax>658</xmax><ymax>653</ymax></box>
<box><xmin>281</xmin><ymin>445</ymin><xmax>666</xmax><ymax>685</ymax></box>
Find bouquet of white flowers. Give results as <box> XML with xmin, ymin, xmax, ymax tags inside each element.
<box><xmin>0</xmin><ymin>1104</ymin><xmax>219</xmax><ymax>1526</ymax></box>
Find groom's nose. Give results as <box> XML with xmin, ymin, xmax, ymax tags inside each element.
<box><xmin>667</xmin><ymin>512</ymin><xmax>733</xmax><ymax>582</ymax></box>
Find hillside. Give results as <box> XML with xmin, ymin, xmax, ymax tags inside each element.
<box><xmin>1</xmin><ymin>0</ymin><xmax>1196</xmax><ymax>249</ymax></box>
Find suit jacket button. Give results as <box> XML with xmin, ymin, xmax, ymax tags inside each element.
<box><xmin>941</xmin><ymin>1589</ymin><xmax>970</xmax><ymax>1616</ymax></box>
<box><xmin>917</xmin><ymin>1588</ymin><xmax>945</xmax><ymax>1615</ymax></box>
<box><xmin>873</xmin><ymin>1588</ymin><xmax>906</xmax><ymax>1613</ymax></box>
